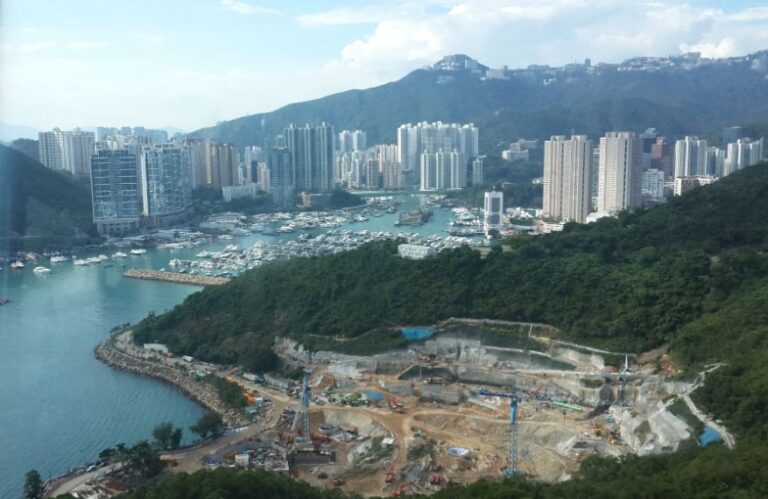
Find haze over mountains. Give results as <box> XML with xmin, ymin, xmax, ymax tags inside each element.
<box><xmin>191</xmin><ymin>51</ymin><xmax>768</xmax><ymax>151</ymax></box>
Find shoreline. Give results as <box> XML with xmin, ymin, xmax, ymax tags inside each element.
<box><xmin>94</xmin><ymin>334</ymin><xmax>248</xmax><ymax>428</ymax></box>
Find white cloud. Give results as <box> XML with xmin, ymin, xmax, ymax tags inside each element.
<box><xmin>132</xmin><ymin>33</ymin><xmax>166</xmax><ymax>44</ymax></box>
<box><xmin>18</xmin><ymin>42</ymin><xmax>57</xmax><ymax>53</ymax></box>
<box><xmin>296</xmin><ymin>5</ymin><xmax>408</xmax><ymax>26</ymax></box>
<box><xmin>66</xmin><ymin>41</ymin><xmax>108</xmax><ymax>50</ymax></box>
<box><xmin>318</xmin><ymin>0</ymin><xmax>768</xmax><ymax>86</ymax></box>
<box><xmin>220</xmin><ymin>0</ymin><xmax>279</xmax><ymax>16</ymax></box>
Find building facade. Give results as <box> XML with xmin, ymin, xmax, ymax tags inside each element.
<box><xmin>90</xmin><ymin>149</ymin><xmax>141</xmax><ymax>235</ymax></box>
<box><xmin>39</xmin><ymin>128</ymin><xmax>95</xmax><ymax>176</ymax></box>
<box><xmin>543</xmin><ymin>135</ymin><xmax>592</xmax><ymax>223</ymax></box>
<box><xmin>597</xmin><ymin>132</ymin><xmax>643</xmax><ymax>214</ymax></box>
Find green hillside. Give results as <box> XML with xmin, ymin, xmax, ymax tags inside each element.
<box><xmin>134</xmin><ymin>163</ymin><xmax>768</xmax><ymax>443</ymax></box>
<box><xmin>191</xmin><ymin>52</ymin><xmax>768</xmax><ymax>152</ymax></box>
<box><xmin>0</xmin><ymin>144</ymin><xmax>102</xmax><ymax>252</ymax></box>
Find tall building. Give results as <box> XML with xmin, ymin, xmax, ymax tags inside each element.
<box><xmin>140</xmin><ymin>145</ymin><xmax>192</xmax><ymax>226</ymax></box>
<box><xmin>257</xmin><ymin>162</ymin><xmax>271</xmax><ymax>192</ymax></box>
<box><xmin>243</xmin><ymin>146</ymin><xmax>264</xmax><ymax>184</ymax></box>
<box><xmin>338</xmin><ymin>130</ymin><xmax>366</xmax><ymax>153</ymax></box>
<box><xmin>651</xmin><ymin>138</ymin><xmax>674</xmax><ymax>179</ymax></box>
<box><xmin>378</xmin><ymin>144</ymin><xmax>402</xmax><ymax>189</ymax></box>
<box><xmin>397</xmin><ymin>122</ymin><xmax>478</xmax><ymax>177</ymax></box>
<box><xmin>674</xmin><ymin>136</ymin><xmax>708</xmax><ymax>177</ymax></box>
<box><xmin>268</xmin><ymin>147</ymin><xmax>294</xmax><ymax>209</ymax></box>
<box><xmin>641</xmin><ymin>168</ymin><xmax>665</xmax><ymax>201</ymax></box>
<box><xmin>597</xmin><ymin>132</ymin><xmax>643</xmax><ymax>214</ymax></box>
<box><xmin>725</xmin><ymin>138</ymin><xmax>765</xmax><ymax>175</ymax></box>
<box><xmin>483</xmin><ymin>190</ymin><xmax>504</xmax><ymax>236</ymax></box>
<box><xmin>38</xmin><ymin>128</ymin><xmax>95</xmax><ymax>176</ymax></box>
<box><xmin>419</xmin><ymin>149</ymin><xmax>465</xmax><ymax>191</ymax></box>
<box><xmin>543</xmin><ymin>135</ymin><xmax>592</xmax><ymax>223</ymax></box>
<box><xmin>90</xmin><ymin>149</ymin><xmax>141</xmax><ymax>235</ymax></box>
<box><xmin>284</xmin><ymin>123</ymin><xmax>335</xmax><ymax>192</ymax></box>
<box><xmin>472</xmin><ymin>156</ymin><xmax>484</xmax><ymax>185</ymax></box>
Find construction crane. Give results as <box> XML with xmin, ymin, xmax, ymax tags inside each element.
<box><xmin>471</xmin><ymin>388</ymin><xmax>519</xmax><ymax>476</ymax></box>
<box><xmin>291</xmin><ymin>372</ymin><xmax>311</xmax><ymax>439</ymax></box>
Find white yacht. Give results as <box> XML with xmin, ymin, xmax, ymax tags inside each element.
<box><xmin>33</xmin><ymin>266</ymin><xmax>51</xmax><ymax>273</ymax></box>
<box><xmin>50</xmin><ymin>256</ymin><xmax>69</xmax><ymax>263</ymax></box>
<box><xmin>112</xmin><ymin>252</ymin><xmax>128</xmax><ymax>259</ymax></box>
<box><xmin>73</xmin><ymin>259</ymin><xmax>89</xmax><ymax>266</ymax></box>
<box><xmin>130</xmin><ymin>248</ymin><xmax>147</xmax><ymax>255</ymax></box>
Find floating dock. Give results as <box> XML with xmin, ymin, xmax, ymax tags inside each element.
<box><xmin>123</xmin><ymin>269</ymin><xmax>230</xmax><ymax>286</ymax></box>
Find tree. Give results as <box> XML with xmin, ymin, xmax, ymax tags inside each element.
<box><xmin>152</xmin><ymin>422</ymin><xmax>183</xmax><ymax>450</ymax></box>
<box><xmin>190</xmin><ymin>412</ymin><xmax>225</xmax><ymax>440</ymax></box>
<box><xmin>23</xmin><ymin>469</ymin><xmax>42</xmax><ymax>499</ymax></box>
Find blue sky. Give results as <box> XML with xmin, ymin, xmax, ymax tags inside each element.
<box><xmin>1</xmin><ymin>0</ymin><xmax>767</xmax><ymax>131</ymax></box>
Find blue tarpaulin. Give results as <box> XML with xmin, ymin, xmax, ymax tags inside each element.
<box><xmin>699</xmin><ymin>427</ymin><xmax>722</xmax><ymax>447</ymax></box>
<box><xmin>401</xmin><ymin>327</ymin><xmax>434</xmax><ymax>340</ymax></box>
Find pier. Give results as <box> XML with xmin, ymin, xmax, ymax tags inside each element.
<box><xmin>123</xmin><ymin>269</ymin><xmax>230</xmax><ymax>286</ymax></box>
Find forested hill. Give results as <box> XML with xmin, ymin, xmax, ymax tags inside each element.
<box><xmin>135</xmin><ymin>162</ymin><xmax>768</xmax><ymax>440</ymax></box>
<box><xmin>191</xmin><ymin>51</ymin><xmax>768</xmax><ymax>151</ymax></box>
<box><xmin>0</xmin><ymin>144</ymin><xmax>102</xmax><ymax>252</ymax></box>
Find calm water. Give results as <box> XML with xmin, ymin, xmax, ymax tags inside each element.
<box><xmin>0</xmin><ymin>194</ymin><xmax>460</xmax><ymax>496</ymax></box>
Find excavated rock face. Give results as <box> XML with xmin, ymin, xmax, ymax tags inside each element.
<box><xmin>610</xmin><ymin>404</ymin><xmax>691</xmax><ymax>455</ymax></box>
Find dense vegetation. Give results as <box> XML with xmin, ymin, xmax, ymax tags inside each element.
<box><xmin>135</xmin><ymin>163</ymin><xmax>768</xmax><ymax>448</ymax></box>
<box><xmin>0</xmin><ymin>144</ymin><xmax>102</xmax><ymax>252</ymax></box>
<box><xmin>191</xmin><ymin>53</ymin><xmax>768</xmax><ymax>153</ymax></box>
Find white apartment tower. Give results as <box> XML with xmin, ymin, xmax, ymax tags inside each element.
<box><xmin>674</xmin><ymin>136</ymin><xmax>709</xmax><ymax>177</ymax></box>
<box><xmin>38</xmin><ymin>128</ymin><xmax>95</xmax><ymax>176</ymax></box>
<box><xmin>597</xmin><ymin>132</ymin><xmax>643</xmax><ymax>214</ymax></box>
<box><xmin>543</xmin><ymin>135</ymin><xmax>592</xmax><ymax>223</ymax></box>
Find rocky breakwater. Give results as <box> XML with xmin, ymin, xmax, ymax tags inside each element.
<box><xmin>95</xmin><ymin>338</ymin><xmax>248</xmax><ymax>427</ymax></box>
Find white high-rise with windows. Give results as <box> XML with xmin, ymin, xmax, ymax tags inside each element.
<box><xmin>597</xmin><ymin>132</ymin><xmax>643</xmax><ymax>214</ymax></box>
<box><xmin>38</xmin><ymin>128</ymin><xmax>95</xmax><ymax>176</ymax></box>
<box><xmin>397</xmin><ymin>122</ymin><xmax>478</xmax><ymax>176</ymax></box>
<box><xmin>543</xmin><ymin>135</ymin><xmax>592</xmax><ymax>223</ymax></box>
<box><xmin>674</xmin><ymin>136</ymin><xmax>708</xmax><ymax>177</ymax></box>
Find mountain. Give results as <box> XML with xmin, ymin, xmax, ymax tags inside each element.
<box><xmin>0</xmin><ymin>145</ymin><xmax>102</xmax><ymax>253</ymax></box>
<box><xmin>191</xmin><ymin>51</ymin><xmax>768</xmax><ymax>151</ymax></box>
<box><xmin>0</xmin><ymin>122</ymin><xmax>38</xmax><ymax>142</ymax></box>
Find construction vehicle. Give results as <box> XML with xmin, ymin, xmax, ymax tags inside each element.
<box><xmin>429</xmin><ymin>475</ymin><xmax>442</xmax><ymax>485</ymax></box>
<box><xmin>384</xmin><ymin>466</ymin><xmax>395</xmax><ymax>483</ymax></box>
<box><xmin>332</xmin><ymin>478</ymin><xmax>345</xmax><ymax>487</ymax></box>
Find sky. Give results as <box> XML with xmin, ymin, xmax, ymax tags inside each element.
<box><xmin>1</xmin><ymin>0</ymin><xmax>767</xmax><ymax>132</ymax></box>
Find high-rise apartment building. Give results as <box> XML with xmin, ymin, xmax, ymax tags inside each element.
<box><xmin>90</xmin><ymin>149</ymin><xmax>141</xmax><ymax>235</ymax></box>
<box><xmin>597</xmin><ymin>132</ymin><xmax>643</xmax><ymax>214</ymax></box>
<box><xmin>471</xmin><ymin>156</ymin><xmax>484</xmax><ymax>186</ymax></box>
<box><xmin>651</xmin><ymin>138</ymin><xmax>674</xmax><ymax>179</ymax></box>
<box><xmin>140</xmin><ymin>145</ymin><xmax>192</xmax><ymax>226</ymax></box>
<box><xmin>725</xmin><ymin>138</ymin><xmax>765</xmax><ymax>176</ymax></box>
<box><xmin>268</xmin><ymin>147</ymin><xmax>294</xmax><ymax>209</ymax></box>
<box><xmin>419</xmin><ymin>149</ymin><xmax>465</xmax><ymax>191</ymax></box>
<box><xmin>674</xmin><ymin>136</ymin><xmax>708</xmax><ymax>177</ymax></box>
<box><xmin>543</xmin><ymin>135</ymin><xmax>592</xmax><ymax>223</ymax></box>
<box><xmin>397</xmin><ymin>122</ymin><xmax>478</xmax><ymax>177</ymax></box>
<box><xmin>284</xmin><ymin>123</ymin><xmax>335</xmax><ymax>192</ymax></box>
<box><xmin>38</xmin><ymin>128</ymin><xmax>95</xmax><ymax>176</ymax></box>
<box><xmin>378</xmin><ymin>144</ymin><xmax>402</xmax><ymax>189</ymax></box>
<box><xmin>338</xmin><ymin>130</ymin><xmax>367</xmax><ymax>153</ymax></box>
<box><xmin>722</xmin><ymin>126</ymin><xmax>743</xmax><ymax>146</ymax></box>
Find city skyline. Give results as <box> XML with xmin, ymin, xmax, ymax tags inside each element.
<box><xmin>2</xmin><ymin>1</ymin><xmax>768</xmax><ymax>131</ymax></box>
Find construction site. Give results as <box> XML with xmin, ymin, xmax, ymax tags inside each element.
<box><xmin>188</xmin><ymin>318</ymin><xmax>705</xmax><ymax>497</ymax></box>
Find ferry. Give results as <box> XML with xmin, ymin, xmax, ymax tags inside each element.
<box><xmin>33</xmin><ymin>266</ymin><xmax>51</xmax><ymax>273</ymax></box>
<box><xmin>130</xmin><ymin>248</ymin><xmax>147</xmax><ymax>255</ymax></box>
